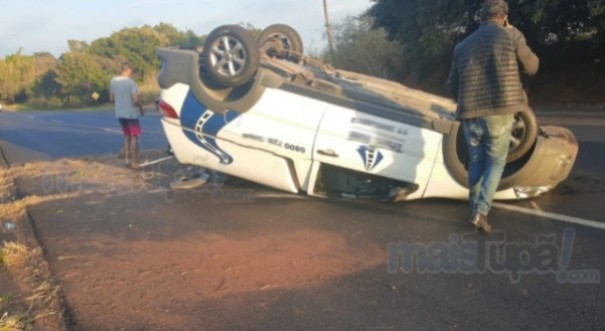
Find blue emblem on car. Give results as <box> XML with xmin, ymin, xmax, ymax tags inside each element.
<box><xmin>180</xmin><ymin>92</ymin><xmax>241</xmax><ymax>164</ymax></box>
<box><xmin>357</xmin><ymin>146</ymin><xmax>384</xmax><ymax>171</ymax></box>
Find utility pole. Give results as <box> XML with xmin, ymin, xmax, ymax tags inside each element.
<box><xmin>323</xmin><ymin>0</ymin><xmax>335</xmax><ymax>59</ymax></box>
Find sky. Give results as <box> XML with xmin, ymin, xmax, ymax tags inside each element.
<box><xmin>0</xmin><ymin>0</ymin><xmax>374</xmax><ymax>58</ymax></box>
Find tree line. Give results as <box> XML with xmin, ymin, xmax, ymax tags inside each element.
<box><xmin>330</xmin><ymin>0</ymin><xmax>605</xmax><ymax>103</ymax></box>
<box><xmin>0</xmin><ymin>23</ymin><xmax>204</xmax><ymax>108</ymax></box>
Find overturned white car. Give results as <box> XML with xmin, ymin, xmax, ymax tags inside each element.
<box><xmin>156</xmin><ymin>24</ymin><xmax>577</xmax><ymax>201</ymax></box>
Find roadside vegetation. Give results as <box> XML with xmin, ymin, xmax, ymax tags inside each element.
<box><xmin>0</xmin><ymin>241</ymin><xmax>61</xmax><ymax>331</ymax></box>
<box><xmin>0</xmin><ymin>165</ymin><xmax>65</xmax><ymax>330</ymax></box>
<box><xmin>0</xmin><ymin>23</ymin><xmax>203</xmax><ymax>110</ymax></box>
<box><xmin>1</xmin><ymin>0</ymin><xmax>604</xmax><ymax>110</ymax></box>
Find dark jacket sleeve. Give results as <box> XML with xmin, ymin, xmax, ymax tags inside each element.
<box><xmin>508</xmin><ymin>26</ymin><xmax>539</xmax><ymax>76</ymax></box>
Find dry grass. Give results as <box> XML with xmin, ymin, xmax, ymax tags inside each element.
<box><xmin>0</xmin><ymin>163</ymin><xmax>75</xmax><ymax>331</ymax></box>
<box><xmin>0</xmin><ymin>311</ymin><xmax>33</xmax><ymax>331</ymax></box>
<box><xmin>0</xmin><ymin>241</ymin><xmax>61</xmax><ymax>331</ymax></box>
<box><xmin>0</xmin><ymin>242</ymin><xmax>58</xmax><ymax>328</ymax></box>
<box><xmin>10</xmin><ymin>153</ymin><xmax>172</xmax><ymax>199</ymax></box>
<box><xmin>0</xmin><ymin>242</ymin><xmax>29</xmax><ymax>268</ymax></box>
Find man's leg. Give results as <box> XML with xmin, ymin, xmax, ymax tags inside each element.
<box><xmin>475</xmin><ymin>114</ymin><xmax>514</xmax><ymax>217</ymax></box>
<box><xmin>124</xmin><ymin>136</ymin><xmax>131</xmax><ymax>166</ymax></box>
<box><xmin>118</xmin><ymin>118</ymin><xmax>131</xmax><ymax>165</ymax></box>
<box><xmin>130</xmin><ymin>135</ymin><xmax>139</xmax><ymax>169</ymax></box>
<box><xmin>129</xmin><ymin>119</ymin><xmax>142</xmax><ymax>169</ymax></box>
<box><xmin>462</xmin><ymin>118</ymin><xmax>486</xmax><ymax>215</ymax></box>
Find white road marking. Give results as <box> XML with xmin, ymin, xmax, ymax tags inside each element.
<box><xmin>253</xmin><ymin>195</ymin><xmax>605</xmax><ymax>230</ymax></box>
<box><xmin>493</xmin><ymin>202</ymin><xmax>605</xmax><ymax>231</ymax></box>
<box><xmin>103</xmin><ymin>128</ymin><xmax>122</xmax><ymax>134</ymax></box>
<box><xmin>255</xmin><ymin>192</ymin><xmax>307</xmax><ymax>200</ymax></box>
<box><xmin>103</xmin><ymin>127</ymin><xmax>164</xmax><ymax>136</ymax></box>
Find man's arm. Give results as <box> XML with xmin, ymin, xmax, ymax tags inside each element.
<box><xmin>132</xmin><ymin>90</ymin><xmax>144</xmax><ymax>115</ymax></box>
<box><xmin>130</xmin><ymin>81</ymin><xmax>145</xmax><ymax>115</ymax></box>
<box><xmin>509</xmin><ymin>26</ymin><xmax>539</xmax><ymax>76</ymax></box>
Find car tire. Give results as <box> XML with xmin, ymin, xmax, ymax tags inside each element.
<box><xmin>258</xmin><ymin>24</ymin><xmax>304</xmax><ymax>63</ymax></box>
<box><xmin>443</xmin><ymin>112</ymin><xmax>541</xmax><ymax>191</ymax></box>
<box><xmin>202</xmin><ymin>25</ymin><xmax>260</xmax><ymax>87</ymax></box>
<box><xmin>507</xmin><ymin>108</ymin><xmax>538</xmax><ymax>162</ymax></box>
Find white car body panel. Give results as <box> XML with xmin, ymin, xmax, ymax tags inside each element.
<box><xmin>313</xmin><ymin>103</ymin><xmax>445</xmax><ymax>199</ymax></box>
<box><xmin>160</xmin><ymin>83</ymin><xmax>467</xmax><ymax>199</ymax></box>
<box><xmin>162</xmin><ymin>119</ymin><xmax>300</xmax><ymax>192</ymax></box>
<box><xmin>161</xmin><ymin>86</ymin><xmax>331</xmax><ymax>193</ymax></box>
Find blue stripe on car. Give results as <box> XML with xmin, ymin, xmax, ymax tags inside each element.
<box><xmin>180</xmin><ymin>91</ymin><xmax>241</xmax><ymax>164</ymax></box>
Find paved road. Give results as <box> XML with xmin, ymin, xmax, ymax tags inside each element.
<box><xmin>1</xmin><ymin>109</ymin><xmax>604</xmax><ymax>330</ymax></box>
<box><xmin>0</xmin><ymin>109</ymin><xmax>167</xmax><ymax>164</ymax></box>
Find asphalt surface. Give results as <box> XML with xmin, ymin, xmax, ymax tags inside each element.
<box><xmin>0</xmin><ymin>109</ymin><xmax>167</xmax><ymax>164</ymax></box>
<box><xmin>1</xmin><ymin>108</ymin><xmax>604</xmax><ymax>330</ymax></box>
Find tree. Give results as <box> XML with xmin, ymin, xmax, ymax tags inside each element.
<box><xmin>369</xmin><ymin>0</ymin><xmax>605</xmax><ymax>91</ymax></box>
<box><xmin>68</xmin><ymin>40</ymin><xmax>90</xmax><ymax>53</ymax></box>
<box><xmin>0</xmin><ymin>50</ymin><xmax>36</xmax><ymax>103</ymax></box>
<box><xmin>369</xmin><ymin>0</ymin><xmax>477</xmax><ymax>80</ymax></box>
<box><xmin>89</xmin><ymin>26</ymin><xmax>168</xmax><ymax>80</ymax></box>
<box><xmin>55</xmin><ymin>52</ymin><xmax>118</xmax><ymax>106</ymax></box>
<box><xmin>328</xmin><ymin>15</ymin><xmax>405</xmax><ymax>81</ymax></box>
<box><xmin>153</xmin><ymin>22</ymin><xmax>205</xmax><ymax>49</ymax></box>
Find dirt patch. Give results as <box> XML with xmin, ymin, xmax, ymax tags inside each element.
<box><xmin>0</xmin><ymin>150</ymin><xmax>195</xmax><ymax>330</ymax></box>
<box><xmin>4</xmin><ymin>151</ymin><xmax>388</xmax><ymax>329</ymax></box>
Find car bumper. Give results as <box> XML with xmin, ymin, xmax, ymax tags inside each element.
<box><xmin>502</xmin><ymin>125</ymin><xmax>578</xmax><ymax>199</ymax></box>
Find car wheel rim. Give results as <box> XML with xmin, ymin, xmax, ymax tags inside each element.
<box><xmin>263</xmin><ymin>33</ymin><xmax>293</xmax><ymax>57</ymax></box>
<box><xmin>269</xmin><ymin>33</ymin><xmax>293</xmax><ymax>50</ymax></box>
<box><xmin>209</xmin><ymin>35</ymin><xmax>247</xmax><ymax>78</ymax></box>
<box><xmin>510</xmin><ymin>114</ymin><xmax>526</xmax><ymax>150</ymax></box>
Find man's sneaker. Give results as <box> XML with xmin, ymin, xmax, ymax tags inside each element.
<box><xmin>469</xmin><ymin>213</ymin><xmax>492</xmax><ymax>233</ymax></box>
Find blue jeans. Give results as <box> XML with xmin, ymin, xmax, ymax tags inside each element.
<box><xmin>462</xmin><ymin>114</ymin><xmax>514</xmax><ymax>216</ymax></box>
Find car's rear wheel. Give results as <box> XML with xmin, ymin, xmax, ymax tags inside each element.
<box><xmin>442</xmin><ymin>117</ymin><xmax>537</xmax><ymax>190</ymax></box>
<box><xmin>258</xmin><ymin>24</ymin><xmax>304</xmax><ymax>63</ymax></box>
<box><xmin>507</xmin><ymin>109</ymin><xmax>538</xmax><ymax>162</ymax></box>
<box><xmin>203</xmin><ymin>25</ymin><xmax>260</xmax><ymax>87</ymax></box>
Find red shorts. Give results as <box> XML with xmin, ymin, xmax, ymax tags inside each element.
<box><xmin>118</xmin><ymin>118</ymin><xmax>141</xmax><ymax>136</ymax></box>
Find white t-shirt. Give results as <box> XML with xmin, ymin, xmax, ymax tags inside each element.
<box><xmin>110</xmin><ymin>76</ymin><xmax>140</xmax><ymax>119</ymax></box>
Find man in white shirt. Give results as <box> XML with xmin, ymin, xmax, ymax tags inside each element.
<box><xmin>109</xmin><ymin>63</ymin><xmax>144</xmax><ymax>169</ymax></box>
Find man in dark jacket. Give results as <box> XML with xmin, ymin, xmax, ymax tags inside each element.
<box><xmin>447</xmin><ymin>0</ymin><xmax>539</xmax><ymax>232</ymax></box>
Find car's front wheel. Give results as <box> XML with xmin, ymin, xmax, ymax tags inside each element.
<box><xmin>202</xmin><ymin>25</ymin><xmax>260</xmax><ymax>87</ymax></box>
<box><xmin>507</xmin><ymin>109</ymin><xmax>538</xmax><ymax>162</ymax></box>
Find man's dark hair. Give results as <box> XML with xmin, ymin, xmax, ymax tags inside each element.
<box><xmin>480</xmin><ymin>0</ymin><xmax>509</xmax><ymax>22</ymax></box>
<box><xmin>121</xmin><ymin>62</ymin><xmax>133</xmax><ymax>72</ymax></box>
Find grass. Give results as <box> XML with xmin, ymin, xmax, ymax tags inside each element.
<box><xmin>0</xmin><ymin>243</ymin><xmax>58</xmax><ymax>331</ymax></box>
<box><xmin>0</xmin><ymin>311</ymin><xmax>33</xmax><ymax>331</ymax></box>
<box><xmin>0</xmin><ymin>162</ymin><xmax>63</xmax><ymax>330</ymax></box>
<box><xmin>0</xmin><ymin>242</ymin><xmax>28</xmax><ymax>269</ymax></box>
<box><xmin>0</xmin><ymin>294</ymin><xmax>34</xmax><ymax>331</ymax></box>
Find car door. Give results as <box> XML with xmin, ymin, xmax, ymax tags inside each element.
<box><xmin>312</xmin><ymin>103</ymin><xmax>442</xmax><ymax>190</ymax></box>
<box><xmin>215</xmin><ymin>88</ymin><xmax>329</xmax><ymax>191</ymax></box>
